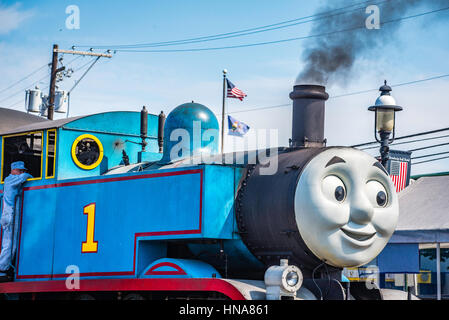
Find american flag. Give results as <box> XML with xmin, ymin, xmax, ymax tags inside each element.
<box><xmin>226</xmin><ymin>79</ymin><xmax>247</xmax><ymax>101</ymax></box>
<box><xmin>390</xmin><ymin>160</ymin><xmax>408</xmax><ymax>192</ymax></box>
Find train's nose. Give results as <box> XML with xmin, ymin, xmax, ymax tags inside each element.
<box><xmin>236</xmin><ymin>146</ymin><xmax>398</xmax><ymax>272</ymax></box>
<box><xmin>294</xmin><ymin>147</ymin><xmax>399</xmax><ymax>268</ymax></box>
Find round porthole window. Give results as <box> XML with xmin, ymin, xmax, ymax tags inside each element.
<box><xmin>71</xmin><ymin>134</ymin><xmax>104</xmax><ymax>170</ymax></box>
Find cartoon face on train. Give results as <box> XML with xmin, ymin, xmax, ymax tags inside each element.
<box><xmin>294</xmin><ymin>148</ymin><xmax>399</xmax><ymax>268</ymax></box>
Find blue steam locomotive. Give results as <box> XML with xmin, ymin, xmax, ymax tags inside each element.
<box><xmin>0</xmin><ymin>85</ymin><xmax>404</xmax><ymax>300</ymax></box>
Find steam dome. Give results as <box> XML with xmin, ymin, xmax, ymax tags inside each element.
<box><xmin>161</xmin><ymin>102</ymin><xmax>219</xmax><ymax>163</ymax></box>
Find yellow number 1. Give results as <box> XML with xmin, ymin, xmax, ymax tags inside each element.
<box><xmin>82</xmin><ymin>203</ymin><xmax>98</xmax><ymax>253</ymax></box>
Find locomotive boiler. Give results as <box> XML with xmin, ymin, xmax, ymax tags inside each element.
<box><xmin>0</xmin><ymin>84</ymin><xmax>402</xmax><ymax>300</ymax></box>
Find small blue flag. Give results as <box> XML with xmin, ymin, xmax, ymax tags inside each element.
<box><xmin>228</xmin><ymin>115</ymin><xmax>250</xmax><ymax>137</ymax></box>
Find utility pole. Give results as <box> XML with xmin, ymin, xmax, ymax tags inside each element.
<box><xmin>221</xmin><ymin>69</ymin><xmax>227</xmax><ymax>154</ymax></box>
<box><xmin>47</xmin><ymin>44</ymin><xmax>113</xmax><ymax>120</ymax></box>
<box><xmin>47</xmin><ymin>44</ymin><xmax>65</xmax><ymax>120</ymax></box>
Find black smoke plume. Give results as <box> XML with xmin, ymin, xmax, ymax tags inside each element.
<box><xmin>297</xmin><ymin>0</ymin><xmax>449</xmax><ymax>85</ymax></box>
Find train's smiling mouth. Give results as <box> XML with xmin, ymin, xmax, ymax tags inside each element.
<box><xmin>340</xmin><ymin>227</ymin><xmax>376</xmax><ymax>242</ymax></box>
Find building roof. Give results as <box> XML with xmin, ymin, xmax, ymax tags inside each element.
<box><xmin>1</xmin><ymin>116</ymin><xmax>86</xmax><ymax>135</ymax></box>
<box><xmin>0</xmin><ymin>108</ymin><xmax>47</xmax><ymax>135</ymax></box>
<box><xmin>411</xmin><ymin>171</ymin><xmax>449</xmax><ymax>180</ymax></box>
<box><xmin>0</xmin><ymin>110</ymin><xmax>161</xmax><ymax>139</ymax></box>
<box><xmin>390</xmin><ymin>175</ymin><xmax>449</xmax><ymax>243</ymax></box>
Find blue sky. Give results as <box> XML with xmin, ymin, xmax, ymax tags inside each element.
<box><xmin>1</xmin><ymin>0</ymin><xmax>449</xmax><ymax>175</ymax></box>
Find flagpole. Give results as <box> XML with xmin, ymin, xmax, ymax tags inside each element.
<box><xmin>221</xmin><ymin>69</ymin><xmax>227</xmax><ymax>154</ymax></box>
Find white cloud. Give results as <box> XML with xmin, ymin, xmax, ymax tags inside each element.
<box><xmin>0</xmin><ymin>3</ymin><xmax>33</xmax><ymax>35</ymax></box>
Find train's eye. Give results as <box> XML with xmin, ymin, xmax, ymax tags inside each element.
<box><xmin>376</xmin><ymin>191</ymin><xmax>387</xmax><ymax>206</ymax></box>
<box><xmin>335</xmin><ymin>186</ymin><xmax>345</xmax><ymax>202</ymax></box>
<box><xmin>322</xmin><ymin>175</ymin><xmax>346</xmax><ymax>203</ymax></box>
<box><xmin>366</xmin><ymin>180</ymin><xmax>388</xmax><ymax>207</ymax></box>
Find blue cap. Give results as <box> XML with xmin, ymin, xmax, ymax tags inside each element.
<box><xmin>11</xmin><ymin>161</ymin><xmax>27</xmax><ymax>171</ymax></box>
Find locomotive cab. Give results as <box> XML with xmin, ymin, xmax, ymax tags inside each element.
<box><xmin>0</xmin><ymin>110</ymin><xmax>162</xmax><ymax>184</ymax></box>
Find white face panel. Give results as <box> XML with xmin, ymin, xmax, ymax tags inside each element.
<box><xmin>294</xmin><ymin>148</ymin><xmax>399</xmax><ymax>268</ymax></box>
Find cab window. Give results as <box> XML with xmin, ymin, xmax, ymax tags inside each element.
<box><xmin>46</xmin><ymin>130</ymin><xmax>57</xmax><ymax>178</ymax></box>
<box><xmin>1</xmin><ymin>132</ymin><xmax>43</xmax><ymax>182</ymax></box>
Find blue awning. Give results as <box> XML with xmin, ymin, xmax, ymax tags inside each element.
<box><xmin>377</xmin><ymin>243</ymin><xmax>420</xmax><ymax>273</ymax></box>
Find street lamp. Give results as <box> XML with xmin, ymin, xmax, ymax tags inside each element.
<box><xmin>368</xmin><ymin>81</ymin><xmax>403</xmax><ymax>166</ymax></box>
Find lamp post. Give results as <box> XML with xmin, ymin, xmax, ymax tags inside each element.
<box><xmin>368</xmin><ymin>81</ymin><xmax>403</xmax><ymax>167</ymax></box>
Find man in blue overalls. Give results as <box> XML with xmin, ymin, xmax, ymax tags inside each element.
<box><xmin>0</xmin><ymin>161</ymin><xmax>32</xmax><ymax>282</ymax></box>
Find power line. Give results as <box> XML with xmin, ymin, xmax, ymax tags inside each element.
<box><xmin>0</xmin><ymin>74</ymin><xmax>50</xmax><ymax>105</ymax></box>
<box><xmin>72</xmin><ymin>57</ymin><xmax>99</xmax><ymax>72</ymax></box>
<box><xmin>69</xmin><ymin>56</ymin><xmax>90</xmax><ymax>70</ymax></box>
<box><xmin>412</xmin><ymin>151</ymin><xmax>449</xmax><ymax>160</ymax></box>
<box><xmin>360</xmin><ymin>133</ymin><xmax>449</xmax><ymax>150</ymax></box>
<box><xmin>3</xmin><ymin>52</ymin><xmax>107</xmax><ymax>112</ymax></box>
<box><xmin>225</xmin><ymin>103</ymin><xmax>291</xmax><ymax>115</ymax></box>
<box><xmin>76</xmin><ymin>0</ymin><xmax>382</xmax><ymax>49</ymax></box>
<box><xmin>413</xmin><ymin>155</ymin><xmax>449</xmax><ymax>166</ymax></box>
<box><xmin>408</xmin><ymin>142</ymin><xmax>449</xmax><ymax>153</ymax></box>
<box><xmin>0</xmin><ymin>55</ymin><xmax>82</xmax><ymax>99</ymax></box>
<box><xmin>112</xmin><ymin>7</ymin><xmax>449</xmax><ymax>53</ymax></box>
<box><xmin>60</xmin><ymin>54</ymin><xmax>84</xmax><ymax>70</ymax></box>
<box><xmin>0</xmin><ymin>55</ymin><xmax>87</xmax><ymax>106</ymax></box>
<box><xmin>3</xmin><ymin>84</ymin><xmax>50</xmax><ymax>110</ymax></box>
<box><xmin>68</xmin><ymin>57</ymin><xmax>101</xmax><ymax>94</ymax></box>
<box><xmin>129</xmin><ymin>6</ymin><xmax>371</xmax><ymax>48</ymax></box>
<box><xmin>223</xmin><ymin>72</ymin><xmax>449</xmax><ymax>117</ymax></box>
<box><xmin>3</xmin><ymin>58</ymin><xmax>95</xmax><ymax>111</ymax></box>
<box><xmin>0</xmin><ymin>63</ymin><xmax>49</xmax><ymax>95</ymax></box>
<box><xmin>333</xmin><ymin>74</ymin><xmax>449</xmax><ymax>99</ymax></box>
<box><xmin>352</xmin><ymin>123</ymin><xmax>449</xmax><ymax>148</ymax></box>
<box><xmin>4</xmin><ymin>98</ymin><xmax>27</xmax><ymax>110</ymax></box>
<box><xmin>114</xmin><ymin>1</ymin><xmax>389</xmax><ymax>49</ymax></box>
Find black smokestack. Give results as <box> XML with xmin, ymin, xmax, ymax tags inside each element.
<box><xmin>289</xmin><ymin>85</ymin><xmax>329</xmax><ymax>148</ymax></box>
<box><xmin>297</xmin><ymin>0</ymin><xmax>449</xmax><ymax>85</ymax></box>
